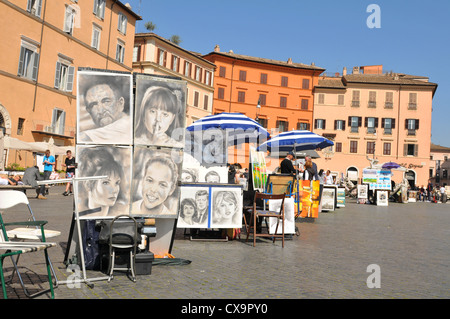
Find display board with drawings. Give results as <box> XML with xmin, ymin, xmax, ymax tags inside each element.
<box><xmin>177</xmin><ymin>184</ymin><xmax>243</xmax><ymax>229</ymax></box>
<box><xmin>185</xmin><ymin>128</ymin><xmax>228</xmax><ymax>167</ymax></box>
<box><xmin>75</xmin><ymin>69</ymin><xmax>187</xmax><ymax>220</ymax></box>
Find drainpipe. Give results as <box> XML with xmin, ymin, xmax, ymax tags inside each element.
<box><xmin>32</xmin><ymin>0</ymin><xmax>48</xmax><ymax>112</ymax></box>
<box><xmin>106</xmin><ymin>0</ymin><xmax>118</xmax><ymax>69</ymax></box>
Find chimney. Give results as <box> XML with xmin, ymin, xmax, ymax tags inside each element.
<box><xmin>352</xmin><ymin>66</ymin><xmax>360</xmax><ymax>74</ymax></box>
<box><xmin>342</xmin><ymin>67</ymin><xmax>347</xmax><ymax>76</ymax></box>
<box><xmin>287</xmin><ymin>58</ymin><xmax>293</xmax><ymax>64</ymax></box>
<box><xmin>214</xmin><ymin>45</ymin><xmax>220</xmax><ymax>52</ymax></box>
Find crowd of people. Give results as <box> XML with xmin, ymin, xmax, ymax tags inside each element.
<box><xmin>416</xmin><ymin>181</ymin><xmax>448</xmax><ymax>202</ymax></box>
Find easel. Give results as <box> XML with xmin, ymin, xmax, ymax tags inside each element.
<box><xmin>39</xmin><ymin>176</ymin><xmax>110</xmax><ymax>287</ymax></box>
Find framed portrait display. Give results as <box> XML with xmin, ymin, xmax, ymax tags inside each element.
<box><xmin>178</xmin><ymin>184</ymin><xmax>243</xmax><ymax>229</ymax></box>
<box><xmin>357</xmin><ymin>184</ymin><xmax>368</xmax><ymax>199</ymax></box>
<box><xmin>377</xmin><ymin>190</ymin><xmax>389</xmax><ymax>206</ymax></box>
<box><xmin>268</xmin><ymin>197</ymin><xmax>295</xmax><ymax>234</ymax></box>
<box><xmin>134</xmin><ymin>74</ymin><xmax>186</xmax><ymax>148</ymax></box>
<box><xmin>75</xmin><ymin>145</ymin><xmax>132</xmax><ymax>219</ymax></box>
<box><xmin>178</xmin><ymin>186</ymin><xmax>210</xmax><ymax>228</ymax></box>
<box><xmin>321</xmin><ymin>187</ymin><xmax>336</xmax><ymax>211</ymax></box>
<box><xmin>77</xmin><ymin>70</ymin><xmax>133</xmax><ymax>145</ymax></box>
<box><xmin>131</xmin><ymin>146</ymin><xmax>182</xmax><ymax>218</ymax></box>
<box><xmin>185</xmin><ymin>128</ymin><xmax>228</xmax><ymax>166</ymax></box>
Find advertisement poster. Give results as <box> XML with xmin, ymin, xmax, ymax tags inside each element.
<box><xmin>363</xmin><ymin>169</ymin><xmax>392</xmax><ymax>190</ymax></box>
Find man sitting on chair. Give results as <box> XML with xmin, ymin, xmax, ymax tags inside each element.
<box><xmin>280</xmin><ymin>152</ymin><xmax>297</xmax><ymax>175</ymax></box>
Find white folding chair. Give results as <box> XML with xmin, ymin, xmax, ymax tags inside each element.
<box><xmin>0</xmin><ymin>190</ymin><xmax>60</xmax><ymax>298</ymax></box>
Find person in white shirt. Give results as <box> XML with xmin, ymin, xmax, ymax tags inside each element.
<box><xmin>325</xmin><ymin>170</ymin><xmax>334</xmax><ymax>185</ymax></box>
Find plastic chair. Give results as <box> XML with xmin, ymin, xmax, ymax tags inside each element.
<box><xmin>105</xmin><ymin>215</ymin><xmax>138</xmax><ymax>282</ymax></box>
<box><xmin>245</xmin><ymin>192</ymin><xmax>286</xmax><ymax>247</ymax></box>
<box><xmin>0</xmin><ymin>190</ymin><xmax>58</xmax><ymax>298</ymax></box>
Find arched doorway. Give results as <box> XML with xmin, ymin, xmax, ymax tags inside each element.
<box><xmin>405</xmin><ymin>170</ymin><xmax>416</xmax><ymax>189</ymax></box>
<box><xmin>346</xmin><ymin>166</ymin><xmax>359</xmax><ymax>183</ymax></box>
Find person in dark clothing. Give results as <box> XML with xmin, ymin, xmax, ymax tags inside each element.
<box><xmin>280</xmin><ymin>152</ymin><xmax>297</xmax><ymax>175</ymax></box>
<box><xmin>22</xmin><ymin>166</ymin><xmax>46</xmax><ymax>199</ymax></box>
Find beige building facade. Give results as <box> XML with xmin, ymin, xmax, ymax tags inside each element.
<box><xmin>0</xmin><ymin>0</ymin><xmax>140</xmax><ymax>169</ymax></box>
<box><xmin>132</xmin><ymin>32</ymin><xmax>215</xmax><ymax>126</ymax></box>
<box><xmin>313</xmin><ymin>65</ymin><xmax>437</xmax><ymax>187</ymax></box>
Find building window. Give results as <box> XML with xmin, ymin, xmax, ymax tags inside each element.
<box><xmin>408</xmin><ymin>93</ymin><xmax>417</xmax><ymax>109</ymax></box>
<box><xmin>335</xmin><ymin>120</ymin><xmax>345</xmax><ymax>131</ymax></box>
<box><xmin>51</xmin><ymin>108</ymin><xmax>66</xmax><ymax>135</ymax></box>
<box><xmin>368</xmin><ymin>91</ymin><xmax>377</xmax><ymax>108</ymax></box>
<box><xmin>385</xmin><ymin>92</ymin><xmax>393</xmax><ymax>108</ymax></box>
<box><xmin>157</xmin><ymin>48</ymin><xmax>167</xmax><ymax>67</ymax></box>
<box><xmin>277</xmin><ymin>120</ymin><xmax>288</xmax><ymax>132</ymax></box>
<box><xmin>350</xmin><ymin>141</ymin><xmax>358</xmax><ymax>153</ymax></box>
<box><xmin>184</xmin><ymin>61</ymin><xmax>191</xmax><ymax>77</ymax></box>
<box><xmin>260</xmin><ymin>73</ymin><xmax>267</xmax><ymax>84</ymax></box>
<box><xmin>383</xmin><ymin>142</ymin><xmax>391</xmax><ymax>155</ymax></box>
<box><xmin>297</xmin><ymin>122</ymin><xmax>310</xmax><ymax>130</ymax></box>
<box><xmin>171</xmin><ymin>55</ymin><xmax>180</xmax><ymax>72</ymax></box>
<box><xmin>352</xmin><ymin>90</ymin><xmax>360</xmax><ymax>107</ymax></box>
<box><xmin>27</xmin><ymin>0</ymin><xmax>42</xmax><ymax>17</ymax></box>
<box><xmin>280</xmin><ymin>96</ymin><xmax>287</xmax><ymax>108</ymax></box>
<box><xmin>349</xmin><ymin>116</ymin><xmax>361</xmax><ymax>133</ymax></box>
<box><xmin>404</xmin><ymin>143</ymin><xmax>418</xmax><ymax>157</ymax></box>
<box><xmin>217</xmin><ymin>87</ymin><xmax>225</xmax><ymax>100</ymax></box>
<box><xmin>194</xmin><ymin>91</ymin><xmax>199</xmax><ymax>107</ymax></box>
<box><xmin>54</xmin><ymin>60</ymin><xmax>75</xmax><ymax>92</ymax></box>
<box><xmin>335</xmin><ymin>142</ymin><xmax>342</xmax><ymax>152</ymax></box>
<box><xmin>116</xmin><ymin>41</ymin><xmax>125</xmax><ymax>63</ymax></box>
<box><xmin>17</xmin><ymin>40</ymin><xmax>39</xmax><ymax>81</ymax></box>
<box><xmin>132</xmin><ymin>46</ymin><xmax>140</xmax><ymax>62</ymax></box>
<box><xmin>365</xmin><ymin>117</ymin><xmax>378</xmax><ymax>134</ymax></box>
<box><xmin>91</xmin><ymin>25</ymin><xmax>101</xmax><ymax>50</ymax></box>
<box><xmin>405</xmin><ymin>119</ymin><xmax>419</xmax><ymax>136</ymax></box>
<box><xmin>302</xmin><ymin>79</ymin><xmax>310</xmax><ymax>89</ymax></box>
<box><xmin>63</xmin><ymin>5</ymin><xmax>77</xmax><ymax>35</ymax></box>
<box><xmin>338</xmin><ymin>95</ymin><xmax>344</xmax><ymax>105</ymax></box>
<box><xmin>219</xmin><ymin>66</ymin><xmax>226</xmax><ymax>77</ymax></box>
<box><xmin>203</xmin><ymin>95</ymin><xmax>209</xmax><ymax>110</ymax></box>
<box><xmin>281</xmin><ymin>76</ymin><xmax>288</xmax><ymax>87</ymax></box>
<box><xmin>366</xmin><ymin>141</ymin><xmax>375</xmax><ymax>154</ymax></box>
<box><xmin>443</xmin><ymin>169</ymin><xmax>448</xmax><ymax>179</ymax></box>
<box><xmin>318</xmin><ymin>93</ymin><xmax>324</xmax><ymax>104</ymax></box>
<box><xmin>259</xmin><ymin>94</ymin><xmax>266</xmax><ymax>106</ymax></box>
<box><xmin>314</xmin><ymin>119</ymin><xmax>326</xmax><ymax>130</ymax></box>
<box><xmin>205</xmin><ymin>71</ymin><xmax>211</xmax><ymax>86</ymax></box>
<box><xmin>118</xmin><ymin>12</ymin><xmax>127</xmax><ymax>34</ymax></box>
<box><xmin>17</xmin><ymin>118</ymin><xmax>25</xmax><ymax>135</ymax></box>
<box><xmin>301</xmin><ymin>99</ymin><xmax>308</xmax><ymax>110</ymax></box>
<box><xmin>382</xmin><ymin>118</ymin><xmax>395</xmax><ymax>134</ymax></box>
<box><xmin>239</xmin><ymin>70</ymin><xmax>246</xmax><ymax>81</ymax></box>
<box><xmin>93</xmin><ymin>0</ymin><xmax>106</xmax><ymax>19</ymax></box>
<box><xmin>238</xmin><ymin>91</ymin><xmax>246</xmax><ymax>103</ymax></box>
<box><xmin>257</xmin><ymin>118</ymin><xmax>268</xmax><ymax>128</ymax></box>
<box><xmin>195</xmin><ymin>66</ymin><xmax>202</xmax><ymax>82</ymax></box>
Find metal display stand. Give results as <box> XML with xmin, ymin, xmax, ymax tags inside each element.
<box><xmin>39</xmin><ymin>176</ymin><xmax>110</xmax><ymax>287</ymax></box>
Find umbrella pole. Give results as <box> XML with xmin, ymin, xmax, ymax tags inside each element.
<box><xmin>294</xmin><ymin>144</ymin><xmax>300</xmax><ymax>217</ymax></box>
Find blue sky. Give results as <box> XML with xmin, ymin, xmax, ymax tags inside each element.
<box><xmin>126</xmin><ymin>0</ymin><xmax>450</xmax><ymax>147</ymax></box>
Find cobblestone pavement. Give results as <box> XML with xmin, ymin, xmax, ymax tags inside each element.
<box><xmin>1</xmin><ymin>186</ymin><xmax>449</xmax><ymax>301</ymax></box>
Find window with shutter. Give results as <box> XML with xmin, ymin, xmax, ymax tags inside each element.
<box><xmin>260</xmin><ymin>73</ymin><xmax>267</xmax><ymax>84</ymax></box>
<box><xmin>92</xmin><ymin>26</ymin><xmax>101</xmax><ymax>50</ymax></box>
<box><xmin>280</xmin><ymin>96</ymin><xmax>287</xmax><ymax>108</ymax></box>
<box><xmin>383</xmin><ymin>142</ymin><xmax>391</xmax><ymax>155</ymax></box>
<box><xmin>219</xmin><ymin>66</ymin><xmax>226</xmax><ymax>77</ymax></box>
<box><xmin>281</xmin><ymin>76</ymin><xmax>288</xmax><ymax>87</ymax></box>
<box><xmin>338</xmin><ymin>95</ymin><xmax>344</xmax><ymax>105</ymax></box>
<box><xmin>118</xmin><ymin>13</ymin><xmax>127</xmax><ymax>34</ymax></box>
<box><xmin>259</xmin><ymin>94</ymin><xmax>266</xmax><ymax>106</ymax></box>
<box><xmin>239</xmin><ymin>70</ymin><xmax>246</xmax><ymax>81</ymax></box>
<box><xmin>203</xmin><ymin>95</ymin><xmax>209</xmax><ymax>110</ymax></box>
<box><xmin>302</xmin><ymin>79</ymin><xmax>310</xmax><ymax>89</ymax></box>
<box><xmin>93</xmin><ymin>0</ymin><xmax>106</xmax><ymax>19</ymax></box>
<box><xmin>27</xmin><ymin>0</ymin><xmax>42</xmax><ymax>17</ymax></box>
<box><xmin>194</xmin><ymin>91</ymin><xmax>199</xmax><ymax>107</ymax></box>
<box><xmin>301</xmin><ymin>99</ymin><xmax>308</xmax><ymax>110</ymax></box>
<box><xmin>366</xmin><ymin>142</ymin><xmax>375</xmax><ymax>154</ymax></box>
<box><xmin>368</xmin><ymin>91</ymin><xmax>376</xmax><ymax>108</ymax></box>
<box><xmin>352</xmin><ymin>90</ymin><xmax>360</xmax><ymax>107</ymax></box>
<box><xmin>408</xmin><ymin>93</ymin><xmax>417</xmax><ymax>109</ymax></box>
<box><xmin>318</xmin><ymin>93</ymin><xmax>324</xmax><ymax>104</ymax></box>
<box><xmin>18</xmin><ymin>42</ymin><xmax>40</xmax><ymax>81</ymax></box>
<box><xmin>385</xmin><ymin>92</ymin><xmax>393</xmax><ymax>108</ymax></box>
<box><xmin>350</xmin><ymin>141</ymin><xmax>358</xmax><ymax>153</ymax></box>
<box><xmin>218</xmin><ymin>87</ymin><xmax>225</xmax><ymax>100</ymax></box>
<box><xmin>335</xmin><ymin>142</ymin><xmax>342</xmax><ymax>152</ymax></box>
<box><xmin>238</xmin><ymin>91</ymin><xmax>245</xmax><ymax>103</ymax></box>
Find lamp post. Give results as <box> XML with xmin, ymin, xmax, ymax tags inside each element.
<box><xmin>255</xmin><ymin>98</ymin><xmax>261</xmax><ymax>122</ymax></box>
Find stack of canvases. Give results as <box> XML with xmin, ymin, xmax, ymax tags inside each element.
<box><xmin>75</xmin><ymin>69</ymin><xmax>186</xmax><ymax>255</ymax></box>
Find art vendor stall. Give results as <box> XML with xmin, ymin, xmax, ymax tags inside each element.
<box><xmin>362</xmin><ymin>168</ymin><xmax>392</xmax><ymax>206</ymax></box>
<box><xmin>63</xmin><ymin>69</ymin><xmax>188</xmax><ymax>286</ymax></box>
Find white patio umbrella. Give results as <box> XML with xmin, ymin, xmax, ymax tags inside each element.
<box><xmin>2</xmin><ymin>136</ymin><xmax>35</xmax><ymax>151</ymax></box>
<box><xmin>257</xmin><ymin>130</ymin><xmax>334</xmax><ymax>153</ymax></box>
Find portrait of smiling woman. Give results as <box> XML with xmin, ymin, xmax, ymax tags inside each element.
<box><xmin>131</xmin><ymin>147</ymin><xmax>182</xmax><ymax>218</ymax></box>
<box><xmin>76</xmin><ymin>146</ymin><xmax>131</xmax><ymax>218</ymax></box>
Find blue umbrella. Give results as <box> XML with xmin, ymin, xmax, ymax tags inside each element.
<box><xmin>257</xmin><ymin>130</ymin><xmax>334</xmax><ymax>152</ymax></box>
<box><xmin>186</xmin><ymin>112</ymin><xmax>270</xmax><ymax>145</ymax></box>
<box><xmin>382</xmin><ymin>162</ymin><xmax>401</xmax><ymax>170</ymax></box>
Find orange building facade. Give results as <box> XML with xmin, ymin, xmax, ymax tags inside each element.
<box><xmin>203</xmin><ymin>46</ymin><xmax>324</xmax><ymax>168</ymax></box>
<box><xmin>313</xmin><ymin>65</ymin><xmax>438</xmax><ymax>187</ymax></box>
<box><xmin>132</xmin><ymin>32</ymin><xmax>215</xmax><ymax>126</ymax></box>
<box><xmin>0</xmin><ymin>0</ymin><xmax>140</xmax><ymax>169</ymax></box>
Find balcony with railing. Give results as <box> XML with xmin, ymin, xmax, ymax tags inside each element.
<box><xmin>408</xmin><ymin>103</ymin><xmax>417</xmax><ymax>110</ymax></box>
<box><xmin>32</xmin><ymin>120</ymin><xmax>75</xmax><ymax>139</ymax></box>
